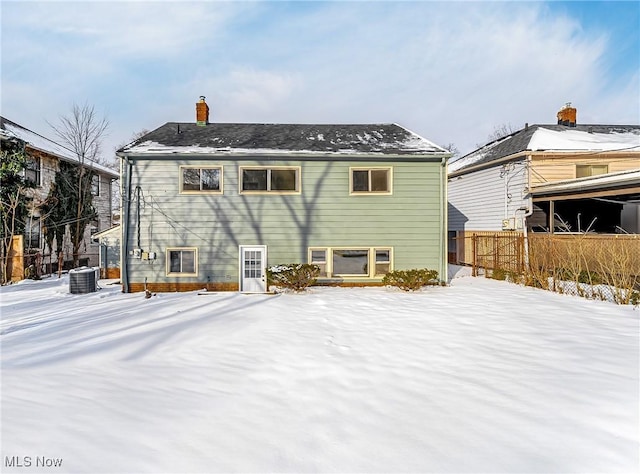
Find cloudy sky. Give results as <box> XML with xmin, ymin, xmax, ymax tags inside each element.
<box><xmin>2</xmin><ymin>0</ymin><xmax>638</xmax><ymax>161</ymax></box>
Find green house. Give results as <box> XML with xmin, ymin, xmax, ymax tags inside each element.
<box><xmin>116</xmin><ymin>98</ymin><xmax>450</xmax><ymax>293</ymax></box>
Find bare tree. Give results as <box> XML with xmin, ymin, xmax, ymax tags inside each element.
<box><xmin>486</xmin><ymin>123</ymin><xmax>515</xmax><ymax>143</ymax></box>
<box><xmin>442</xmin><ymin>143</ymin><xmax>460</xmax><ymax>159</ymax></box>
<box><xmin>111</xmin><ymin>129</ymin><xmax>150</xmax><ymax>220</ymax></box>
<box><xmin>49</xmin><ymin>103</ymin><xmax>109</xmax><ymax>165</ymax></box>
<box><xmin>115</xmin><ymin>129</ymin><xmax>150</xmax><ymax>151</ymax></box>
<box><xmin>48</xmin><ymin>103</ymin><xmax>109</xmax><ymax>267</ymax></box>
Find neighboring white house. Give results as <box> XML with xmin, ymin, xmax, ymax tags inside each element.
<box><xmin>448</xmin><ymin>106</ymin><xmax>640</xmax><ymax>241</ymax></box>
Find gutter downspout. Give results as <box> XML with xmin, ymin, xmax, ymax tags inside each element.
<box><xmin>440</xmin><ymin>155</ymin><xmax>448</xmax><ymax>283</ymax></box>
<box><xmin>121</xmin><ymin>155</ymin><xmax>133</xmax><ymax>293</ymax></box>
<box><xmin>517</xmin><ymin>155</ymin><xmax>534</xmax><ymax>269</ymax></box>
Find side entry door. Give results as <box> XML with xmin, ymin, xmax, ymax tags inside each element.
<box><xmin>239</xmin><ymin>245</ymin><xmax>267</xmax><ymax>293</ymax></box>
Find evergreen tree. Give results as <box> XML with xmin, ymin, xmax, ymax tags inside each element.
<box><xmin>0</xmin><ymin>138</ymin><xmax>34</xmax><ymax>283</ymax></box>
<box><xmin>41</xmin><ymin>161</ymin><xmax>97</xmax><ymax>267</ymax></box>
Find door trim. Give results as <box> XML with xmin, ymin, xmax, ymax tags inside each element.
<box><xmin>239</xmin><ymin>245</ymin><xmax>267</xmax><ymax>293</ymax></box>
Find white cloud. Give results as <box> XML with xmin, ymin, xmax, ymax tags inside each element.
<box><xmin>1</xmin><ymin>1</ymin><xmax>637</xmax><ymax>159</ymax></box>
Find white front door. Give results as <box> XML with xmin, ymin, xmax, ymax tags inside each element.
<box><xmin>239</xmin><ymin>245</ymin><xmax>267</xmax><ymax>293</ymax></box>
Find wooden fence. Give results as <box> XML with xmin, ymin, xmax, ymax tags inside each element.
<box><xmin>2</xmin><ymin>235</ymin><xmax>96</xmax><ymax>283</ymax></box>
<box><xmin>453</xmin><ymin>231</ymin><xmax>640</xmax><ymax>302</ymax></box>
<box><xmin>453</xmin><ymin>231</ymin><xmax>524</xmax><ymax>276</ymax></box>
<box><xmin>454</xmin><ymin>232</ymin><xmax>640</xmax><ymax>276</ymax></box>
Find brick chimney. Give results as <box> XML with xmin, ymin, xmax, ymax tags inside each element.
<box><xmin>196</xmin><ymin>96</ymin><xmax>209</xmax><ymax>126</ymax></box>
<box><xmin>557</xmin><ymin>103</ymin><xmax>576</xmax><ymax>127</ymax></box>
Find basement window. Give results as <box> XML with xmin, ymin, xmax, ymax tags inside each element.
<box><xmin>309</xmin><ymin>247</ymin><xmax>393</xmax><ymax>278</ymax></box>
<box><xmin>309</xmin><ymin>249</ymin><xmax>328</xmax><ymax>277</ymax></box>
<box><xmin>166</xmin><ymin>248</ymin><xmax>197</xmax><ymax>276</ymax></box>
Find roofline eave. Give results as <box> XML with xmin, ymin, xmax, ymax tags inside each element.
<box><xmin>26</xmin><ymin>144</ymin><xmax>119</xmax><ymax>179</ymax></box>
<box><xmin>448</xmin><ymin>151</ymin><xmax>530</xmax><ymax>177</ymax></box>
<box><xmin>117</xmin><ymin>150</ymin><xmax>452</xmax><ymax>162</ymax></box>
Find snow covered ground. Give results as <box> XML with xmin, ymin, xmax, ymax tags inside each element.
<box><xmin>1</xmin><ymin>270</ymin><xmax>638</xmax><ymax>473</ymax></box>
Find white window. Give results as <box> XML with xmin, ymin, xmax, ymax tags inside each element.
<box><xmin>91</xmin><ymin>175</ymin><xmax>100</xmax><ymax>196</ymax></box>
<box><xmin>180</xmin><ymin>166</ymin><xmax>222</xmax><ymax>193</ymax></box>
<box><xmin>309</xmin><ymin>248</ymin><xmax>328</xmax><ymax>277</ymax></box>
<box><xmin>350</xmin><ymin>167</ymin><xmax>392</xmax><ymax>194</ymax></box>
<box><xmin>166</xmin><ymin>248</ymin><xmax>197</xmax><ymax>276</ymax></box>
<box><xmin>240</xmin><ymin>167</ymin><xmax>300</xmax><ymax>194</ymax></box>
<box><xmin>374</xmin><ymin>249</ymin><xmax>391</xmax><ymax>276</ymax></box>
<box><xmin>309</xmin><ymin>247</ymin><xmax>392</xmax><ymax>278</ymax></box>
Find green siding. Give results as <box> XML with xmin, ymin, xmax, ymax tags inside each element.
<box><xmin>124</xmin><ymin>157</ymin><xmax>446</xmax><ymax>286</ymax></box>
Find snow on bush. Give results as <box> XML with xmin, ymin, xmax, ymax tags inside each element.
<box><xmin>267</xmin><ymin>263</ymin><xmax>320</xmax><ymax>291</ymax></box>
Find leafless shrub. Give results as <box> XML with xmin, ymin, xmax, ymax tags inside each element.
<box><xmin>526</xmin><ymin>235</ymin><xmax>639</xmax><ymax>305</ymax></box>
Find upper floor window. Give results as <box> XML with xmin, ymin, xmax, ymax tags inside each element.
<box><xmin>576</xmin><ymin>164</ymin><xmax>608</xmax><ymax>178</ymax></box>
<box><xmin>91</xmin><ymin>175</ymin><xmax>100</xmax><ymax>196</ymax></box>
<box><xmin>25</xmin><ymin>156</ymin><xmax>41</xmax><ymax>186</ymax></box>
<box><xmin>180</xmin><ymin>166</ymin><xmax>222</xmax><ymax>193</ymax></box>
<box><xmin>240</xmin><ymin>167</ymin><xmax>300</xmax><ymax>194</ymax></box>
<box><xmin>350</xmin><ymin>167</ymin><xmax>392</xmax><ymax>194</ymax></box>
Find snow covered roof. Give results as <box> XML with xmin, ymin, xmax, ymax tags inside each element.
<box><xmin>0</xmin><ymin>116</ymin><xmax>118</xmax><ymax>178</ymax></box>
<box><xmin>119</xmin><ymin>122</ymin><xmax>449</xmax><ymax>157</ymax></box>
<box><xmin>449</xmin><ymin>124</ymin><xmax>640</xmax><ymax>174</ymax></box>
<box><xmin>91</xmin><ymin>225</ymin><xmax>121</xmax><ymax>239</ymax></box>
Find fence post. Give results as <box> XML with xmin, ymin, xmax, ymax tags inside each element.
<box><xmin>472</xmin><ymin>233</ymin><xmax>477</xmax><ymax>277</ymax></box>
<box><xmin>493</xmin><ymin>234</ymin><xmax>498</xmax><ymax>274</ymax></box>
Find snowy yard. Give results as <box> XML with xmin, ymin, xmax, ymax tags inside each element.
<box><xmin>1</xmin><ymin>270</ymin><xmax>638</xmax><ymax>473</ymax></box>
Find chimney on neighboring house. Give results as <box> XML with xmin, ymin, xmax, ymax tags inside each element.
<box><xmin>557</xmin><ymin>102</ymin><xmax>577</xmax><ymax>127</ymax></box>
<box><xmin>196</xmin><ymin>96</ymin><xmax>209</xmax><ymax>126</ymax></box>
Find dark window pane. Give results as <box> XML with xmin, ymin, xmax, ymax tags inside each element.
<box><xmin>371</xmin><ymin>170</ymin><xmax>389</xmax><ymax>192</ymax></box>
<box><xmin>271</xmin><ymin>169</ymin><xmax>297</xmax><ymax>191</ymax></box>
<box><xmin>375</xmin><ymin>250</ymin><xmax>390</xmax><ymax>262</ymax></box>
<box><xmin>243</xmin><ymin>169</ymin><xmax>267</xmax><ymax>190</ymax></box>
<box><xmin>352</xmin><ymin>170</ymin><xmax>368</xmax><ymax>192</ymax></box>
<box><xmin>183</xmin><ymin>169</ymin><xmax>200</xmax><ymax>190</ymax></box>
<box><xmin>25</xmin><ymin>157</ymin><xmax>40</xmax><ymax>185</ymax></box>
<box><xmin>169</xmin><ymin>251</ymin><xmax>181</xmax><ymax>272</ymax></box>
<box><xmin>311</xmin><ymin>250</ymin><xmax>326</xmax><ymax>263</ymax></box>
<box><xmin>201</xmin><ymin>169</ymin><xmax>220</xmax><ymax>190</ymax></box>
<box><xmin>333</xmin><ymin>249</ymin><xmax>368</xmax><ymax>275</ymax></box>
<box><xmin>25</xmin><ymin>219</ymin><xmax>40</xmax><ymax>249</ymax></box>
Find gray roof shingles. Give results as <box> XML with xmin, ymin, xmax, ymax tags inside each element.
<box><xmin>120</xmin><ymin>122</ymin><xmax>447</xmax><ymax>155</ymax></box>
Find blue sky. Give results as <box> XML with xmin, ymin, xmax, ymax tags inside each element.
<box><xmin>1</xmin><ymin>0</ymin><xmax>638</xmax><ymax>160</ymax></box>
